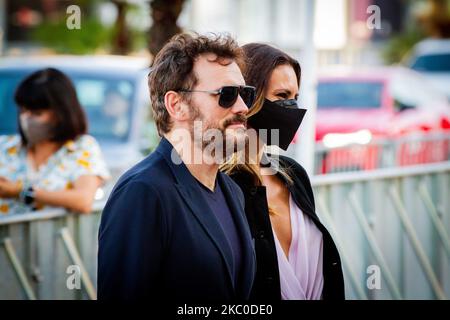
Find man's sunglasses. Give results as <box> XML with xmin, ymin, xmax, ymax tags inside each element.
<box><xmin>179</xmin><ymin>85</ymin><xmax>256</xmax><ymax>109</ymax></box>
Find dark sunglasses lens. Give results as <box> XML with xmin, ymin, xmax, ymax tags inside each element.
<box><xmin>219</xmin><ymin>86</ymin><xmax>239</xmax><ymax>108</ymax></box>
<box><xmin>240</xmin><ymin>87</ymin><xmax>255</xmax><ymax>108</ymax></box>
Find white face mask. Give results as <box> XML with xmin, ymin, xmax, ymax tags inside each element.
<box><xmin>20</xmin><ymin>114</ymin><xmax>55</xmax><ymax>147</ymax></box>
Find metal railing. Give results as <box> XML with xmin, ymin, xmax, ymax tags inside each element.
<box><xmin>311</xmin><ymin>162</ymin><xmax>450</xmax><ymax>299</ymax></box>
<box><xmin>0</xmin><ymin>163</ymin><xmax>449</xmax><ymax>300</ymax></box>
<box><xmin>0</xmin><ymin>204</ymin><xmax>103</xmax><ymax>300</ymax></box>
<box><xmin>314</xmin><ymin>132</ymin><xmax>450</xmax><ymax>175</ymax></box>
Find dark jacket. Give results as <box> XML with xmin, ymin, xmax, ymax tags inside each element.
<box><xmin>228</xmin><ymin>155</ymin><xmax>345</xmax><ymax>300</ymax></box>
<box><xmin>97</xmin><ymin>137</ymin><xmax>256</xmax><ymax>301</ymax></box>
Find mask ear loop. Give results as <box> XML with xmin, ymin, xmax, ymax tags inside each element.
<box><xmin>260</xmin><ymin>152</ymin><xmax>271</xmax><ymax>168</ymax></box>
<box><xmin>260</xmin><ymin>151</ymin><xmax>281</xmax><ymax>177</ymax></box>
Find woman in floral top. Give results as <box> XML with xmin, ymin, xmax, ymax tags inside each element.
<box><xmin>0</xmin><ymin>68</ymin><xmax>110</xmax><ymax>215</ymax></box>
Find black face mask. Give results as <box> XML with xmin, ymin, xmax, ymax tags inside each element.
<box><xmin>248</xmin><ymin>98</ymin><xmax>306</xmax><ymax>150</ymax></box>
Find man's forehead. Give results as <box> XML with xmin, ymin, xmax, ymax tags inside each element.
<box><xmin>193</xmin><ymin>53</ymin><xmax>245</xmax><ymax>87</ymax></box>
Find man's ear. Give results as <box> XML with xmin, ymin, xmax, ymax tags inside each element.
<box><xmin>164</xmin><ymin>91</ymin><xmax>190</xmax><ymax>121</ymax></box>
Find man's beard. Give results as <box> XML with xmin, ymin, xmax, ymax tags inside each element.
<box><xmin>188</xmin><ymin>103</ymin><xmax>248</xmax><ymax>162</ymax></box>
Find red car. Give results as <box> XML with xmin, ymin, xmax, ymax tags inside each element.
<box><xmin>315</xmin><ymin>66</ymin><xmax>450</xmax><ymax>173</ymax></box>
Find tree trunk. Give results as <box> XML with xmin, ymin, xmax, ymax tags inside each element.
<box><xmin>148</xmin><ymin>0</ymin><xmax>185</xmax><ymax>64</ymax></box>
<box><xmin>112</xmin><ymin>0</ymin><xmax>131</xmax><ymax>55</ymax></box>
<box><xmin>417</xmin><ymin>0</ymin><xmax>450</xmax><ymax>38</ymax></box>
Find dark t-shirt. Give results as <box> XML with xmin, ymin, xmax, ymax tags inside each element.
<box><xmin>196</xmin><ymin>178</ymin><xmax>243</xmax><ymax>288</ymax></box>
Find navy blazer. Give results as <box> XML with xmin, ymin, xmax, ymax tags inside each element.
<box><xmin>97</xmin><ymin>137</ymin><xmax>256</xmax><ymax>301</ymax></box>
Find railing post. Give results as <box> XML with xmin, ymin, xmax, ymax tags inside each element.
<box><xmin>388</xmin><ymin>185</ymin><xmax>448</xmax><ymax>300</ymax></box>
<box><xmin>1</xmin><ymin>237</ymin><xmax>36</xmax><ymax>300</ymax></box>
<box><xmin>316</xmin><ymin>191</ymin><xmax>369</xmax><ymax>299</ymax></box>
<box><xmin>417</xmin><ymin>182</ymin><xmax>450</xmax><ymax>259</ymax></box>
<box><xmin>348</xmin><ymin>189</ymin><xmax>403</xmax><ymax>299</ymax></box>
<box><xmin>59</xmin><ymin>227</ymin><xmax>97</xmax><ymax>300</ymax></box>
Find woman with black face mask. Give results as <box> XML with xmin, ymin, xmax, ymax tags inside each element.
<box><xmin>221</xmin><ymin>43</ymin><xmax>344</xmax><ymax>300</ymax></box>
<box><xmin>0</xmin><ymin>68</ymin><xmax>110</xmax><ymax>215</ymax></box>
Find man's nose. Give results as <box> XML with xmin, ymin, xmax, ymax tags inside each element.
<box><xmin>231</xmin><ymin>95</ymin><xmax>249</xmax><ymax>114</ymax></box>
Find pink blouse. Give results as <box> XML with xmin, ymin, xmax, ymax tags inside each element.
<box><xmin>272</xmin><ymin>194</ymin><xmax>324</xmax><ymax>300</ymax></box>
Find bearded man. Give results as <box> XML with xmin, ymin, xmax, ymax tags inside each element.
<box><xmin>97</xmin><ymin>33</ymin><xmax>257</xmax><ymax>301</ymax></box>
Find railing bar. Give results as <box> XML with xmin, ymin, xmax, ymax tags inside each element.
<box><xmin>312</xmin><ymin>162</ymin><xmax>450</xmax><ymax>184</ymax></box>
<box><xmin>315</xmin><ymin>132</ymin><xmax>450</xmax><ymax>152</ymax></box>
<box><xmin>0</xmin><ymin>209</ymin><xmax>67</xmax><ymax>226</ymax></box>
<box><xmin>316</xmin><ymin>192</ymin><xmax>368</xmax><ymax>300</ymax></box>
<box><xmin>348</xmin><ymin>190</ymin><xmax>403</xmax><ymax>299</ymax></box>
<box><xmin>2</xmin><ymin>237</ymin><xmax>37</xmax><ymax>300</ymax></box>
<box><xmin>0</xmin><ymin>200</ymin><xmax>106</xmax><ymax>226</ymax></box>
<box><xmin>388</xmin><ymin>185</ymin><xmax>447</xmax><ymax>300</ymax></box>
<box><xmin>59</xmin><ymin>227</ymin><xmax>97</xmax><ymax>300</ymax></box>
<box><xmin>417</xmin><ymin>182</ymin><xmax>450</xmax><ymax>259</ymax></box>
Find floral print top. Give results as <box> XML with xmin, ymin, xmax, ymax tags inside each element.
<box><xmin>0</xmin><ymin>134</ymin><xmax>110</xmax><ymax>215</ymax></box>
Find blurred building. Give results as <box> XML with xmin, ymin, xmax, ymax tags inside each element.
<box><xmin>177</xmin><ymin>0</ymin><xmax>409</xmax><ymax>67</ymax></box>
<box><xmin>1</xmin><ymin>0</ymin><xmax>412</xmax><ymax>62</ymax></box>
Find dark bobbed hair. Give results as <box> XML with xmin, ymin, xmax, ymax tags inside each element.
<box><xmin>14</xmin><ymin>67</ymin><xmax>87</xmax><ymax>146</ymax></box>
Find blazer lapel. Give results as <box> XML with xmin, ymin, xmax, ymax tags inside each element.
<box><xmin>156</xmin><ymin>138</ymin><xmax>236</xmax><ymax>292</ymax></box>
<box><xmin>218</xmin><ymin>173</ymin><xmax>256</xmax><ymax>299</ymax></box>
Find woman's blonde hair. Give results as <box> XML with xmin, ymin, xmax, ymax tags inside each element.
<box><xmin>220</xmin><ymin>43</ymin><xmax>301</xmax><ymax>215</ymax></box>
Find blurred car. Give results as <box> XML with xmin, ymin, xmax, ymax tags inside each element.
<box><xmin>315</xmin><ymin>66</ymin><xmax>450</xmax><ymax>173</ymax></box>
<box><xmin>0</xmin><ymin>55</ymin><xmax>159</xmax><ymax>194</ymax></box>
<box><xmin>407</xmin><ymin>38</ymin><xmax>450</xmax><ymax>101</ymax></box>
